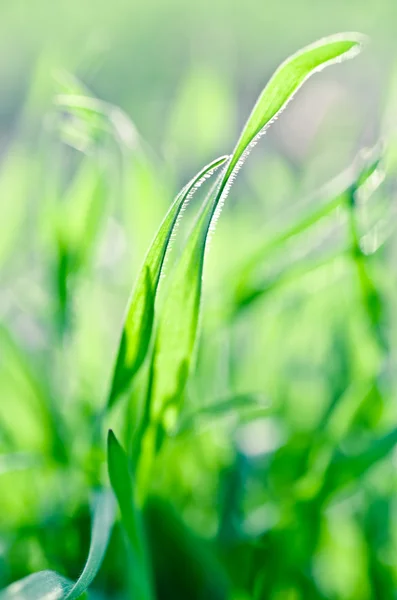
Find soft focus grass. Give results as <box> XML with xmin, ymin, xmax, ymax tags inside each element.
<box><xmin>0</xmin><ymin>25</ymin><xmax>397</xmax><ymax>600</ymax></box>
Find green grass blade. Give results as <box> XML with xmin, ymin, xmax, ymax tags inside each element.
<box><xmin>224</xmin><ymin>32</ymin><xmax>365</xmax><ymax>182</ymax></box>
<box><xmin>0</xmin><ymin>490</ymin><xmax>114</xmax><ymax>600</ymax></box>
<box><xmin>147</xmin><ymin>33</ymin><xmax>365</xmax><ymax>431</ymax></box>
<box><xmin>64</xmin><ymin>490</ymin><xmax>115</xmax><ymax>599</ymax></box>
<box><xmin>107</xmin><ymin>430</ymin><xmax>153</xmax><ymax>600</ymax></box>
<box><xmin>107</xmin><ymin>155</ymin><xmax>228</xmax><ymax>409</ymax></box>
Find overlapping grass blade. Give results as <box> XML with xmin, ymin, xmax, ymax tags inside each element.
<box><xmin>107</xmin><ymin>155</ymin><xmax>228</xmax><ymax>409</ymax></box>
<box><xmin>0</xmin><ymin>490</ymin><xmax>115</xmax><ymax>600</ymax></box>
<box><xmin>107</xmin><ymin>430</ymin><xmax>153</xmax><ymax>600</ymax></box>
<box><xmin>147</xmin><ymin>33</ymin><xmax>365</xmax><ymax>429</ymax></box>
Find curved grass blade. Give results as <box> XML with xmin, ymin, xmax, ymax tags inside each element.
<box><xmin>223</xmin><ymin>32</ymin><xmax>365</xmax><ymax>182</ymax></box>
<box><xmin>0</xmin><ymin>571</ymin><xmax>73</xmax><ymax>600</ymax></box>
<box><xmin>148</xmin><ymin>33</ymin><xmax>365</xmax><ymax>429</ymax></box>
<box><xmin>107</xmin><ymin>430</ymin><xmax>153</xmax><ymax>600</ymax></box>
<box><xmin>0</xmin><ymin>490</ymin><xmax>115</xmax><ymax>600</ymax></box>
<box><xmin>65</xmin><ymin>490</ymin><xmax>115</xmax><ymax>599</ymax></box>
<box><xmin>107</xmin><ymin>154</ymin><xmax>228</xmax><ymax>409</ymax></box>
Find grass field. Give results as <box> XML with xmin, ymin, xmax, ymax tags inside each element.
<box><xmin>0</xmin><ymin>13</ymin><xmax>397</xmax><ymax>600</ymax></box>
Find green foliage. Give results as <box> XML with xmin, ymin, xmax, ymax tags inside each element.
<box><xmin>107</xmin><ymin>430</ymin><xmax>154</xmax><ymax>600</ymax></box>
<box><xmin>1</xmin><ymin>30</ymin><xmax>397</xmax><ymax>600</ymax></box>
<box><xmin>145</xmin><ymin>32</ymin><xmax>365</xmax><ymax>438</ymax></box>
<box><xmin>0</xmin><ymin>490</ymin><xmax>115</xmax><ymax>599</ymax></box>
<box><xmin>107</xmin><ymin>155</ymin><xmax>228</xmax><ymax>409</ymax></box>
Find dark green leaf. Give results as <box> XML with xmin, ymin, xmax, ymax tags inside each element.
<box><xmin>107</xmin><ymin>430</ymin><xmax>153</xmax><ymax>600</ymax></box>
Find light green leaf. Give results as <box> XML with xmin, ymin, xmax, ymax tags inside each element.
<box><xmin>148</xmin><ymin>33</ymin><xmax>365</xmax><ymax>429</ymax></box>
<box><xmin>0</xmin><ymin>490</ymin><xmax>115</xmax><ymax>600</ymax></box>
<box><xmin>224</xmin><ymin>32</ymin><xmax>365</xmax><ymax>181</ymax></box>
<box><xmin>0</xmin><ymin>571</ymin><xmax>73</xmax><ymax>600</ymax></box>
<box><xmin>107</xmin><ymin>154</ymin><xmax>228</xmax><ymax>409</ymax></box>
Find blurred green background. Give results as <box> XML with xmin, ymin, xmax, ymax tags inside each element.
<box><xmin>1</xmin><ymin>1</ymin><xmax>397</xmax><ymax>599</ymax></box>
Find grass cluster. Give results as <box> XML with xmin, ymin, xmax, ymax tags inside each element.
<box><xmin>0</xmin><ymin>33</ymin><xmax>396</xmax><ymax>599</ymax></box>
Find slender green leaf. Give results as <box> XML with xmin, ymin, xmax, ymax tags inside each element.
<box><xmin>148</xmin><ymin>33</ymin><xmax>365</xmax><ymax>429</ymax></box>
<box><xmin>0</xmin><ymin>490</ymin><xmax>115</xmax><ymax>600</ymax></box>
<box><xmin>65</xmin><ymin>490</ymin><xmax>115</xmax><ymax>599</ymax></box>
<box><xmin>224</xmin><ymin>33</ymin><xmax>365</xmax><ymax>181</ymax></box>
<box><xmin>107</xmin><ymin>430</ymin><xmax>153</xmax><ymax>600</ymax></box>
<box><xmin>107</xmin><ymin>154</ymin><xmax>228</xmax><ymax>408</ymax></box>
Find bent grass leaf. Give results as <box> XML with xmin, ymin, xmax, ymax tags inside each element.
<box><xmin>65</xmin><ymin>490</ymin><xmax>115</xmax><ymax>599</ymax></box>
<box><xmin>0</xmin><ymin>490</ymin><xmax>115</xmax><ymax>600</ymax></box>
<box><xmin>107</xmin><ymin>155</ymin><xmax>228</xmax><ymax>409</ymax></box>
<box><xmin>224</xmin><ymin>33</ymin><xmax>365</xmax><ymax>182</ymax></box>
<box><xmin>148</xmin><ymin>33</ymin><xmax>365</xmax><ymax>429</ymax></box>
<box><xmin>0</xmin><ymin>571</ymin><xmax>73</xmax><ymax>600</ymax></box>
<box><xmin>107</xmin><ymin>430</ymin><xmax>153</xmax><ymax>600</ymax></box>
